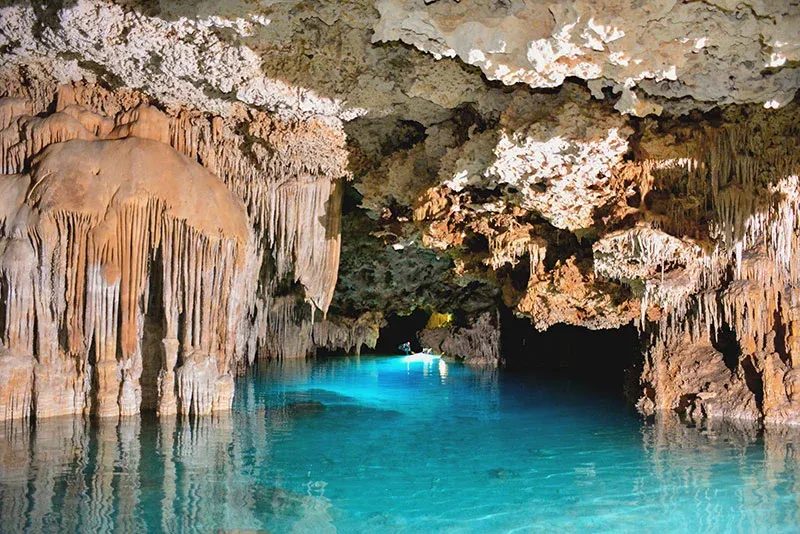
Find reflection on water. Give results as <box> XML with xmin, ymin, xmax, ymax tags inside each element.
<box><xmin>641</xmin><ymin>415</ymin><xmax>800</xmax><ymax>530</ymax></box>
<box><xmin>1</xmin><ymin>356</ymin><xmax>800</xmax><ymax>532</ymax></box>
<box><xmin>0</xmin><ymin>412</ymin><xmax>335</xmax><ymax>533</ymax></box>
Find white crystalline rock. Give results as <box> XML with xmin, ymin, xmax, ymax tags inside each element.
<box><xmin>593</xmin><ymin>225</ymin><xmax>705</xmax><ymax>283</ymax></box>
<box><xmin>525</xmin><ymin>21</ymin><xmax>602</xmax><ymax>83</ymax></box>
<box><xmin>439</xmin><ymin>96</ymin><xmax>632</xmax><ymax>231</ymax></box>
<box><xmin>0</xmin><ymin>0</ymin><xmax>365</xmax><ymax>122</ymax></box>
<box><xmin>373</xmin><ymin>0</ymin><xmax>800</xmax><ymax>115</ymax></box>
<box><xmin>593</xmin><ymin>225</ymin><xmax>714</xmax><ymax>323</ymax></box>
<box><xmin>487</xmin><ymin>127</ymin><xmax>627</xmax><ymax>230</ymax></box>
<box><xmin>443</xmin><ymin>170</ymin><xmax>470</xmax><ymax>193</ymax></box>
<box><xmin>2</xmin><ymin>0</ymin><xmax>796</xmax><ymax>125</ymax></box>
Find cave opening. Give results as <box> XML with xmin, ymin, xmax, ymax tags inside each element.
<box><xmin>711</xmin><ymin>322</ymin><xmax>763</xmax><ymax>408</ymax></box>
<box><xmin>712</xmin><ymin>323</ymin><xmax>742</xmax><ymax>372</ymax></box>
<box><xmin>370</xmin><ymin>309</ymin><xmax>430</xmax><ymax>354</ymax></box>
<box><xmin>357</xmin><ymin>306</ymin><xmax>642</xmax><ymax>400</ymax></box>
<box><xmin>501</xmin><ymin>312</ymin><xmax>642</xmax><ymax>398</ymax></box>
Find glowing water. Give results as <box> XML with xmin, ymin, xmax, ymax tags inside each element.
<box><xmin>1</xmin><ymin>356</ymin><xmax>799</xmax><ymax>532</ymax></box>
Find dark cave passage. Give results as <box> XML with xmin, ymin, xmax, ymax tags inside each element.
<box><xmin>501</xmin><ymin>313</ymin><xmax>642</xmax><ymax>397</ymax></box>
<box><xmin>370</xmin><ymin>309</ymin><xmax>430</xmax><ymax>354</ymax></box>
<box><xmin>359</xmin><ymin>306</ymin><xmax>642</xmax><ymax>399</ymax></box>
<box><xmin>141</xmin><ymin>250</ymin><xmax>167</xmax><ymax>412</ymax></box>
<box><xmin>712</xmin><ymin>324</ymin><xmax>742</xmax><ymax>372</ymax></box>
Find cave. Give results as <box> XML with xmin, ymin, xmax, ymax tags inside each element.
<box><xmin>372</xmin><ymin>309</ymin><xmax>431</xmax><ymax>355</ymax></box>
<box><xmin>1</xmin><ymin>0</ymin><xmax>800</xmax><ymax>531</ymax></box>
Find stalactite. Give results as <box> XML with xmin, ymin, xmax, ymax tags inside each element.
<box><xmin>598</xmin><ymin>108</ymin><xmax>800</xmax><ymax>424</ymax></box>
<box><xmin>0</xmin><ymin>93</ymin><xmax>256</xmax><ymax>420</ymax></box>
<box><xmin>158</xmin><ymin>106</ymin><xmax>348</xmax><ymax>361</ymax></box>
<box><xmin>311</xmin><ymin>311</ymin><xmax>384</xmax><ymax>356</ymax></box>
<box><xmin>0</xmin><ymin>83</ymin><xmax>354</xmax><ymax>420</ymax></box>
<box><xmin>485</xmin><ymin>223</ymin><xmax>538</xmax><ymax>271</ymax></box>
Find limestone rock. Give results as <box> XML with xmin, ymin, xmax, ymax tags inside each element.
<box><xmin>419</xmin><ymin>311</ymin><xmax>502</xmax><ymax>367</ymax></box>
<box><xmin>0</xmin><ymin>99</ymin><xmax>252</xmax><ymax>419</ymax></box>
<box><xmin>0</xmin><ymin>350</ymin><xmax>34</xmax><ymax>422</ymax></box>
<box><xmin>1</xmin><ymin>0</ymin><xmax>800</xmax><ymax>428</ymax></box>
<box><xmin>373</xmin><ymin>0</ymin><xmax>800</xmax><ymax>114</ymax></box>
<box><xmin>638</xmin><ymin>333</ymin><xmax>760</xmax><ymax>423</ymax></box>
<box><xmin>0</xmin><ymin>86</ymin><xmax>352</xmax><ymax>420</ymax></box>
<box><xmin>431</xmin><ymin>88</ymin><xmax>632</xmax><ymax>231</ymax></box>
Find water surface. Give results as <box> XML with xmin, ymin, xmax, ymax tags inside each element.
<box><xmin>1</xmin><ymin>355</ymin><xmax>799</xmax><ymax>533</ymax></box>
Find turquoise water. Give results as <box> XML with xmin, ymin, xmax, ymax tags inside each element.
<box><xmin>2</xmin><ymin>355</ymin><xmax>800</xmax><ymax>533</ymax></box>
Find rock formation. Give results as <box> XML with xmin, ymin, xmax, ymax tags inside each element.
<box><xmin>0</xmin><ymin>95</ymin><xmax>253</xmax><ymax>420</ymax></box>
<box><xmin>0</xmin><ymin>0</ymin><xmax>799</xmax><ymax>425</ymax></box>
<box><xmin>419</xmin><ymin>311</ymin><xmax>502</xmax><ymax>366</ymax></box>
<box><xmin>0</xmin><ymin>85</ymin><xmax>356</xmax><ymax>420</ymax></box>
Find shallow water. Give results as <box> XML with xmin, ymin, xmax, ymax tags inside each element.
<box><xmin>2</xmin><ymin>356</ymin><xmax>800</xmax><ymax>533</ymax></box>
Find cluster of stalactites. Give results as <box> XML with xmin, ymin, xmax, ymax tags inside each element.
<box><xmin>1</xmin><ymin>83</ymin><xmax>351</xmax><ymax>365</ymax></box>
<box><xmin>0</xmin><ymin>93</ymin><xmax>254</xmax><ymax>421</ymax></box>
<box><xmin>599</xmin><ymin>113</ymin><xmax>799</xmax><ymax>330</ymax></box>
<box><xmin>232</xmin><ymin>297</ymin><xmax>382</xmax><ymax>363</ymax></box>
<box><xmin>647</xmin><ymin>184</ymin><xmax>800</xmax><ymax>349</ymax></box>
<box><xmin>311</xmin><ymin>311</ymin><xmax>384</xmax><ymax>356</ymax></box>
<box><xmin>649</xmin><ymin>173</ymin><xmax>800</xmax><ymax>356</ymax></box>
<box><xmin>618</xmin><ymin>112</ymin><xmax>800</xmax><ymax>424</ymax></box>
<box><xmin>152</xmin><ymin>94</ymin><xmax>348</xmax><ymax>360</ymax></box>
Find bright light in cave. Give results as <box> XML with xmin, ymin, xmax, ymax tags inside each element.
<box><xmin>403</xmin><ymin>352</ymin><xmax>441</xmax><ymax>364</ymax></box>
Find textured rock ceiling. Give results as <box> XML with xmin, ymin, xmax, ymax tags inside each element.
<box><xmin>375</xmin><ymin>0</ymin><xmax>800</xmax><ymax>114</ymax></box>
<box><xmin>1</xmin><ymin>0</ymin><xmax>493</xmax><ymax>125</ymax></box>
<box><xmin>2</xmin><ymin>0</ymin><xmax>799</xmax><ymax>334</ymax></box>
<box><xmin>3</xmin><ymin>0</ymin><xmax>798</xmax><ymax>122</ymax></box>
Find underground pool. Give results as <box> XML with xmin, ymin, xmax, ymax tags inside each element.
<box><xmin>1</xmin><ymin>355</ymin><xmax>799</xmax><ymax>533</ymax></box>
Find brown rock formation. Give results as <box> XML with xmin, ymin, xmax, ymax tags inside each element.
<box><xmin>0</xmin><ymin>84</ymin><xmax>356</xmax><ymax>420</ymax></box>
<box><xmin>419</xmin><ymin>311</ymin><xmax>502</xmax><ymax>367</ymax></box>
<box><xmin>604</xmin><ymin>106</ymin><xmax>800</xmax><ymax>425</ymax></box>
<box><xmin>355</xmin><ymin>96</ymin><xmax>800</xmax><ymax>427</ymax></box>
<box><xmin>0</xmin><ymin>97</ymin><xmax>253</xmax><ymax>419</ymax></box>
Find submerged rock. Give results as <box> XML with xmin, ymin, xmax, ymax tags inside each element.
<box><xmin>283</xmin><ymin>401</ymin><xmax>327</xmax><ymax>416</ymax></box>
<box><xmin>487</xmin><ymin>468</ymin><xmax>520</xmax><ymax>480</ymax></box>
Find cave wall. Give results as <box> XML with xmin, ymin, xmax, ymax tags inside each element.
<box><xmin>0</xmin><ymin>0</ymin><xmax>799</xmax><ymax>425</ymax></box>
<box><xmin>0</xmin><ymin>92</ymin><xmax>253</xmax><ymax>420</ymax></box>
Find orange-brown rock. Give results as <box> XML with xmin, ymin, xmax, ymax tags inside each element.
<box><xmin>0</xmin><ymin>86</ymin><xmax>354</xmax><ymax>420</ymax></box>
<box><xmin>419</xmin><ymin>311</ymin><xmax>502</xmax><ymax>367</ymax></box>
<box><xmin>0</xmin><ymin>103</ymin><xmax>252</xmax><ymax>420</ymax></box>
